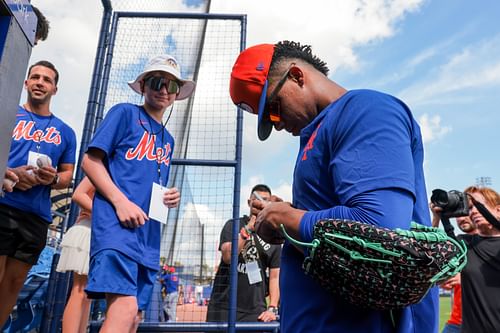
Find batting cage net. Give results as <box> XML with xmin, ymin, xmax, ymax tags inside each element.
<box><xmin>86</xmin><ymin>1</ymin><xmax>246</xmax><ymax>329</ymax></box>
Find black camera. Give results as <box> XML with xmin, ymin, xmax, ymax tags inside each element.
<box><xmin>431</xmin><ymin>189</ymin><xmax>469</xmax><ymax>218</ymax></box>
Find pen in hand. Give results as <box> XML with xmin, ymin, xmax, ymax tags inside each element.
<box><xmin>252</xmin><ymin>191</ymin><xmax>267</xmax><ymax>203</ymax></box>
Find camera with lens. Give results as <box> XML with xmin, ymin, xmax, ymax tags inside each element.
<box><xmin>430</xmin><ymin>189</ymin><xmax>469</xmax><ymax>218</ymax></box>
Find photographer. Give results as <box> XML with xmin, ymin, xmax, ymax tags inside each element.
<box><xmin>429</xmin><ymin>206</ymin><xmax>477</xmax><ymax>333</ymax></box>
<box><xmin>431</xmin><ymin>186</ymin><xmax>500</xmax><ymax>333</ymax></box>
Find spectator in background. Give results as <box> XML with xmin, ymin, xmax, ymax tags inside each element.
<box><xmin>177</xmin><ymin>284</ymin><xmax>184</xmax><ymax>305</ymax></box>
<box><xmin>430</xmin><ymin>206</ymin><xmax>478</xmax><ymax>333</ymax></box>
<box><xmin>207</xmin><ymin>184</ymin><xmax>281</xmax><ymax>325</ymax></box>
<box><xmin>82</xmin><ymin>54</ymin><xmax>194</xmax><ymax>333</ymax></box>
<box><xmin>160</xmin><ymin>265</ymin><xmax>179</xmax><ymax>322</ymax></box>
<box><xmin>56</xmin><ymin>176</ymin><xmax>95</xmax><ymax>333</ymax></box>
<box><xmin>195</xmin><ymin>284</ymin><xmax>203</xmax><ymax>306</ymax></box>
<box><xmin>0</xmin><ymin>60</ymin><xmax>76</xmax><ymax>327</ymax></box>
<box><xmin>459</xmin><ymin>186</ymin><xmax>500</xmax><ymax>333</ymax></box>
<box><xmin>32</xmin><ymin>5</ymin><xmax>50</xmax><ymax>45</ymax></box>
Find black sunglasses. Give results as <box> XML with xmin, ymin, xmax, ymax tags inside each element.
<box><xmin>265</xmin><ymin>63</ymin><xmax>295</xmax><ymax>123</ymax></box>
<box><xmin>144</xmin><ymin>76</ymin><xmax>181</xmax><ymax>95</ymax></box>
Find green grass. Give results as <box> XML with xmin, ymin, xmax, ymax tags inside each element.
<box><xmin>439</xmin><ymin>295</ymin><xmax>453</xmax><ymax>332</ymax></box>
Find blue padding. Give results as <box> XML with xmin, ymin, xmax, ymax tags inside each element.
<box><xmin>1</xmin><ymin>246</ymin><xmax>55</xmax><ymax>333</ymax></box>
<box><xmin>0</xmin><ymin>16</ymin><xmax>12</xmax><ymax>61</ymax></box>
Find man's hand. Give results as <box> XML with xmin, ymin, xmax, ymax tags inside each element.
<box><xmin>35</xmin><ymin>165</ymin><xmax>58</xmax><ymax>186</ymax></box>
<box><xmin>255</xmin><ymin>202</ymin><xmax>305</xmax><ymax>244</ymax></box>
<box><xmin>11</xmin><ymin>165</ymin><xmax>38</xmax><ymax>190</ymax></box>
<box><xmin>250</xmin><ymin>194</ymin><xmax>283</xmax><ymax>217</ymax></box>
<box><xmin>163</xmin><ymin>187</ymin><xmax>180</xmax><ymax>208</ymax></box>
<box><xmin>258</xmin><ymin>309</ymin><xmax>277</xmax><ymax>322</ymax></box>
<box><xmin>429</xmin><ymin>202</ymin><xmax>443</xmax><ymax>228</ymax></box>
<box><xmin>246</xmin><ymin>215</ymin><xmax>257</xmax><ymax>232</ymax></box>
<box><xmin>440</xmin><ymin>273</ymin><xmax>461</xmax><ymax>290</ymax></box>
<box><xmin>2</xmin><ymin>169</ymin><xmax>19</xmax><ymax>192</ymax></box>
<box><xmin>114</xmin><ymin>197</ymin><xmax>148</xmax><ymax>228</ymax></box>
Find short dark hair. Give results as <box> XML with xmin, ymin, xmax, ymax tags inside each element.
<box><xmin>251</xmin><ymin>184</ymin><xmax>272</xmax><ymax>195</ymax></box>
<box><xmin>28</xmin><ymin>60</ymin><xmax>59</xmax><ymax>85</ymax></box>
<box><xmin>32</xmin><ymin>6</ymin><xmax>50</xmax><ymax>42</ymax></box>
<box><xmin>271</xmin><ymin>40</ymin><xmax>329</xmax><ymax>76</ymax></box>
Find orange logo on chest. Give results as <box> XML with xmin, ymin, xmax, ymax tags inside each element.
<box><xmin>125</xmin><ymin>132</ymin><xmax>171</xmax><ymax>165</ymax></box>
<box><xmin>302</xmin><ymin>123</ymin><xmax>322</xmax><ymax>161</ymax></box>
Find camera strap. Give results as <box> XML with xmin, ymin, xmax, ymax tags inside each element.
<box><xmin>440</xmin><ymin>217</ymin><xmax>457</xmax><ymax>240</ymax></box>
<box><xmin>470</xmin><ymin>197</ymin><xmax>500</xmax><ymax>230</ymax></box>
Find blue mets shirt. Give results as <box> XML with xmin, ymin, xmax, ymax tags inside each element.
<box><xmin>280</xmin><ymin>90</ymin><xmax>438</xmax><ymax>333</ymax></box>
<box><xmin>0</xmin><ymin>106</ymin><xmax>76</xmax><ymax>222</ymax></box>
<box><xmin>87</xmin><ymin>103</ymin><xmax>174</xmax><ymax>269</ymax></box>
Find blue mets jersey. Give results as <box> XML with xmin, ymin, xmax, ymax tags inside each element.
<box><xmin>0</xmin><ymin>106</ymin><xmax>76</xmax><ymax>222</ymax></box>
<box><xmin>280</xmin><ymin>90</ymin><xmax>438</xmax><ymax>333</ymax></box>
<box><xmin>88</xmin><ymin>103</ymin><xmax>174</xmax><ymax>269</ymax></box>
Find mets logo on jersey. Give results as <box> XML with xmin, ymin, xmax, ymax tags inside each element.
<box><xmin>302</xmin><ymin>122</ymin><xmax>322</xmax><ymax>161</ymax></box>
<box><xmin>12</xmin><ymin>120</ymin><xmax>62</xmax><ymax>145</ymax></box>
<box><xmin>125</xmin><ymin>132</ymin><xmax>172</xmax><ymax>165</ymax></box>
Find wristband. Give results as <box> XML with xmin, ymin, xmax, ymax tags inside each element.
<box><xmin>267</xmin><ymin>306</ymin><xmax>278</xmax><ymax>315</ymax></box>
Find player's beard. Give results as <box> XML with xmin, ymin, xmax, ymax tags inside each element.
<box><xmin>27</xmin><ymin>90</ymin><xmax>52</xmax><ymax>107</ymax></box>
<box><xmin>459</xmin><ymin>221</ymin><xmax>476</xmax><ymax>233</ymax></box>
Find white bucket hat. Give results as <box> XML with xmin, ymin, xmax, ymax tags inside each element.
<box><xmin>128</xmin><ymin>54</ymin><xmax>196</xmax><ymax>100</ymax></box>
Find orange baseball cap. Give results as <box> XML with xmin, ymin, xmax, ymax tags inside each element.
<box><xmin>230</xmin><ymin>44</ymin><xmax>275</xmax><ymax>141</ymax></box>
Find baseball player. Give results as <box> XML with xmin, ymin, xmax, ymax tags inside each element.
<box><xmin>229</xmin><ymin>41</ymin><xmax>437</xmax><ymax>333</ymax></box>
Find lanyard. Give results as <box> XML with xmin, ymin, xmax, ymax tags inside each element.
<box><xmin>138</xmin><ymin>107</ymin><xmax>173</xmax><ymax>186</ymax></box>
<box><xmin>26</xmin><ymin>108</ymin><xmax>54</xmax><ymax>154</ymax></box>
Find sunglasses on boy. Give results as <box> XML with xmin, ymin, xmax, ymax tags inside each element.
<box><xmin>144</xmin><ymin>76</ymin><xmax>181</xmax><ymax>95</ymax></box>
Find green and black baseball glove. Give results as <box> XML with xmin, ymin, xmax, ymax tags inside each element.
<box><xmin>282</xmin><ymin>219</ymin><xmax>467</xmax><ymax>310</ymax></box>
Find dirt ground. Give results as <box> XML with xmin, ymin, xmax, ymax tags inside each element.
<box><xmin>176</xmin><ymin>303</ymin><xmax>208</xmax><ymax>322</ymax></box>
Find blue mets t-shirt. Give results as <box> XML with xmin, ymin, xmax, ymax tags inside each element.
<box><xmin>280</xmin><ymin>90</ymin><xmax>438</xmax><ymax>333</ymax></box>
<box><xmin>87</xmin><ymin>103</ymin><xmax>174</xmax><ymax>270</ymax></box>
<box><xmin>0</xmin><ymin>106</ymin><xmax>76</xmax><ymax>222</ymax></box>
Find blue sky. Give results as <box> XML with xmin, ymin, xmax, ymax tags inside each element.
<box><xmin>29</xmin><ymin>0</ymin><xmax>500</xmax><ymax>213</ymax></box>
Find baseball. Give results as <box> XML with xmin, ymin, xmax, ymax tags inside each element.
<box><xmin>36</xmin><ymin>155</ymin><xmax>52</xmax><ymax>168</ymax></box>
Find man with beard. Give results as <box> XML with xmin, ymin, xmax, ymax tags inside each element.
<box><xmin>430</xmin><ymin>205</ymin><xmax>478</xmax><ymax>333</ymax></box>
<box><xmin>207</xmin><ymin>184</ymin><xmax>281</xmax><ymax>326</ymax></box>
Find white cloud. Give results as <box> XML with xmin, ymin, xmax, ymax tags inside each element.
<box><xmin>174</xmin><ymin>202</ymin><xmax>228</xmax><ymax>266</ymax></box>
<box><xmin>400</xmin><ymin>33</ymin><xmax>500</xmax><ymax>106</ymax></box>
<box><xmin>418</xmin><ymin>113</ymin><xmax>451</xmax><ymax>144</ymax></box>
<box><xmin>211</xmin><ymin>0</ymin><xmax>425</xmax><ymax>72</ymax></box>
<box><xmin>239</xmin><ymin>175</ymin><xmax>265</xmax><ymax>213</ymax></box>
<box><xmin>274</xmin><ymin>181</ymin><xmax>293</xmax><ymax>202</ymax></box>
<box><xmin>238</xmin><ymin>175</ymin><xmax>293</xmax><ymax>210</ymax></box>
<box><xmin>183</xmin><ymin>202</ymin><xmax>224</xmax><ymax>227</ymax></box>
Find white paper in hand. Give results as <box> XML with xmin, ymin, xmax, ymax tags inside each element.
<box><xmin>149</xmin><ymin>182</ymin><xmax>169</xmax><ymax>224</ymax></box>
<box><xmin>28</xmin><ymin>151</ymin><xmax>52</xmax><ymax>168</ymax></box>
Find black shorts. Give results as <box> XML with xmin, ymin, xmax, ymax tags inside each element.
<box><xmin>0</xmin><ymin>203</ymin><xmax>49</xmax><ymax>265</ymax></box>
<box><xmin>206</xmin><ymin>303</ymin><xmax>262</xmax><ymax>322</ymax></box>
